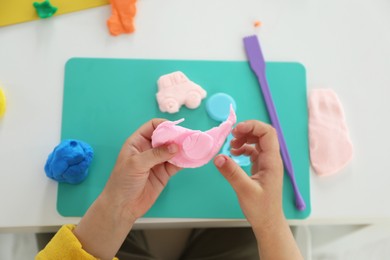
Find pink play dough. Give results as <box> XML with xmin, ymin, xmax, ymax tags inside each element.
<box><xmin>308</xmin><ymin>89</ymin><xmax>353</xmax><ymax>176</ymax></box>
<box><xmin>152</xmin><ymin>106</ymin><xmax>237</xmax><ymax>168</ymax></box>
<box><xmin>156</xmin><ymin>71</ymin><xmax>207</xmax><ymax>113</ymax></box>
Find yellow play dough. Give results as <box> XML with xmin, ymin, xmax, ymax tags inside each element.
<box><xmin>0</xmin><ymin>0</ymin><xmax>108</xmax><ymax>27</ymax></box>
<box><xmin>0</xmin><ymin>88</ymin><xmax>6</xmax><ymax>117</ymax></box>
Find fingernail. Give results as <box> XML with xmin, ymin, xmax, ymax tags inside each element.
<box><xmin>215</xmin><ymin>156</ymin><xmax>226</xmax><ymax>168</ymax></box>
<box><xmin>168</xmin><ymin>144</ymin><xmax>178</xmax><ymax>154</ymax></box>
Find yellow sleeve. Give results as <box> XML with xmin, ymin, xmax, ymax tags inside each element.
<box><xmin>35</xmin><ymin>224</ymin><xmax>119</xmax><ymax>260</ymax></box>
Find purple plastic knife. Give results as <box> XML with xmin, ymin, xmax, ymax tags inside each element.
<box><xmin>243</xmin><ymin>35</ymin><xmax>306</xmax><ymax>211</ymax></box>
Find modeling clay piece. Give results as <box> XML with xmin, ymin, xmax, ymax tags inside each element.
<box><xmin>107</xmin><ymin>0</ymin><xmax>137</xmax><ymax>36</ymax></box>
<box><xmin>45</xmin><ymin>140</ymin><xmax>94</xmax><ymax>184</ymax></box>
<box><xmin>206</xmin><ymin>93</ymin><xmax>247</xmax><ymax>165</ymax></box>
<box><xmin>254</xmin><ymin>20</ymin><xmax>262</xmax><ymax>27</ymax></box>
<box><xmin>152</xmin><ymin>106</ymin><xmax>237</xmax><ymax>168</ymax></box>
<box><xmin>222</xmin><ymin>134</ymin><xmax>251</xmax><ymax>167</ymax></box>
<box><xmin>309</xmin><ymin>89</ymin><xmax>353</xmax><ymax>176</ymax></box>
<box><xmin>206</xmin><ymin>93</ymin><xmax>237</xmax><ymax>121</ymax></box>
<box><xmin>0</xmin><ymin>87</ymin><xmax>6</xmax><ymax>118</ymax></box>
<box><xmin>33</xmin><ymin>0</ymin><xmax>58</xmax><ymax>19</ymax></box>
<box><xmin>156</xmin><ymin>71</ymin><xmax>207</xmax><ymax>113</ymax></box>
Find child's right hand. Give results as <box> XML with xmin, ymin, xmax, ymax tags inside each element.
<box><xmin>214</xmin><ymin>120</ymin><xmax>285</xmax><ymax>232</ymax></box>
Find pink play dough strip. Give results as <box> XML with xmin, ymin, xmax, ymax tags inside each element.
<box><xmin>308</xmin><ymin>89</ymin><xmax>353</xmax><ymax>176</ymax></box>
<box><xmin>152</xmin><ymin>106</ymin><xmax>237</xmax><ymax>168</ymax></box>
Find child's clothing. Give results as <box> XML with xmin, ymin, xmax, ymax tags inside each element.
<box><xmin>36</xmin><ymin>225</ymin><xmax>258</xmax><ymax>260</ymax></box>
<box><xmin>35</xmin><ymin>224</ymin><xmax>117</xmax><ymax>260</ymax></box>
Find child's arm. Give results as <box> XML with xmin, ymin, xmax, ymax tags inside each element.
<box><xmin>214</xmin><ymin>121</ymin><xmax>303</xmax><ymax>260</ymax></box>
<box><xmin>36</xmin><ymin>119</ymin><xmax>180</xmax><ymax>260</ymax></box>
<box><xmin>37</xmin><ymin>119</ymin><xmax>179</xmax><ymax>260</ymax></box>
<box><xmin>35</xmin><ymin>224</ymin><xmax>115</xmax><ymax>260</ymax></box>
<box><xmin>72</xmin><ymin>119</ymin><xmax>180</xmax><ymax>260</ymax></box>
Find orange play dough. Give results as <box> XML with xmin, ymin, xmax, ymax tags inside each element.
<box><xmin>107</xmin><ymin>0</ymin><xmax>137</xmax><ymax>36</ymax></box>
<box><xmin>254</xmin><ymin>20</ymin><xmax>262</xmax><ymax>27</ymax></box>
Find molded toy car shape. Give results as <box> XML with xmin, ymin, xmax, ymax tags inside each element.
<box><xmin>151</xmin><ymin>105</ymin><xmax>236</xmax><ymax>168</ymax></box>
<box><xmin>156</xmin><ymin>71</ymin><xmax>207</xmax><ymax>113</ymax></box>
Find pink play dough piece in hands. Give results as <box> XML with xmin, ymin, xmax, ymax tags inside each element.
<box><xmin>152</xmin><ymin>106</ymin><xmax>237</xmax><ymax>168</ymax></box>
<box><xmin>309</xmin><ymin>89</ymin><xmax>353</xmax><ymax>176</ymax></box>
<box><xmin>156</xmin><ymin>71</ymin><xmax>207</xmax><ymax>113</ymax></box>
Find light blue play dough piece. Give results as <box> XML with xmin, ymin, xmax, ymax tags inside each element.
<box><xmin>222</xmin><ymin>134</ymin><xmax>251</xmax><ymax>167</ymax></box>
<box><xmin>207</xmin><ymin>93</ymin><xmax>247</xmax><ymax>165</ymax></box>
<box><xmin>206</xmin><ymin>93</ymin><xmax>237</xmax><ymax>122</ymax></box>
<box><xmin>44</xmin><ymin>139</ymin><xmax>94</xmax><ymax>184</ymax></box>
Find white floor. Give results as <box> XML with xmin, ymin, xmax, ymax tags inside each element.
<box><xmin>1</xmin><ymin>225</ymin><xmax>390</xmax><ymax>259</ymax></box>
<box><xmin>0</xmin><ymin>233</ymin><xmax>38</xmax><ymax>260</ymax></box>
<box><xmin>311</xmin><ymin>225</ymin><xmax>390</xmax><ymax>260</ymax></box>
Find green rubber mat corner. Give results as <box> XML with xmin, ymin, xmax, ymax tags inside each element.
<box><xmin>59</xmin><ymin>58</ymin><xmax>311</xmax><ymax>219</ymax></box>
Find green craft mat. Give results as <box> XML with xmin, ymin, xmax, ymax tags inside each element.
<box><xmin>59</xmin><ymin>58</ymin><xmax>311</xmax><ymax>219</ymax></box>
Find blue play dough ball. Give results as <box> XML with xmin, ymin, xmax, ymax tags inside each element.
<box><xmin>44</xmin><ymin>139</ymin><xmax>94</xmax><ymax>184</ymax></box>
<box><xmin>206</xmin><ymin>93</ymin><xmax>237</xmax><ymax>122</ymax></box>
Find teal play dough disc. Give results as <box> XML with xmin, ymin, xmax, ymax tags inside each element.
<box><xmin>206</xmin><ymin>93</ymin><xmax>237</xmax><ymax>121</ymax></box>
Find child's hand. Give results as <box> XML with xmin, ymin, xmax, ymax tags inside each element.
<box><xmin>73</xmin><ymin>119</ymin><xmax>180</xmax><ymax>259</ymax></box>
<box><xmin>73</xmin><ymin>119</ymin><xmax>302</xmax><ymax>260</ymax></box>
<box><xmin>102</xmin><ymin>119</ymin><xmax>181</xmax><ymax>223</ymax></box>
<box><xmin>214</xmin><ymin>120</ymin><xmax>284</xmax><ymax>231</ymax></box>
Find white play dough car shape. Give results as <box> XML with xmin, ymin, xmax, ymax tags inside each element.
<box><xmin>156</xmin><ymin>71</ymin><xmax>207</xmax><ymax>113</ymax></box>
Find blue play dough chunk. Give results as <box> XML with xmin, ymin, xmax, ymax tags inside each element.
<box><xmin>206</xmin><ymin>93</ymin><xmax>237</xmax><ymax>122</ymax></box>
<box><xmin>222</xmin><ymin>134</ymin><xmax>251</xmax><ymax>167</ymax></box>
<box><xmin>44</xmin><ymin>139</ymin><xmax>94</xmax><ymax>184</ymax></box>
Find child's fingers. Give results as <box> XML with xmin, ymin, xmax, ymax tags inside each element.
<box><xmin>214</xmin><ymin>155</ymin><xmax>255</xmax><ymax>195</ymax></box>
<box><xmin>232</xmin><ymin>121</ymin><xmax>280</xmax><ymax>153</ymax></box>
<box><xmin>128</xmin><ymin>143</ymin><xmax>178</xmax><ymax>171</ymax></box>
<box><xmin>230</xmin><ymin>145</ymin><xmax>259</xmax><ymax>163</ymax></box>
<box><xmin>122</xmin><ymin>119</ymin><xmax>167</xmax><ymax>156</ymax></box>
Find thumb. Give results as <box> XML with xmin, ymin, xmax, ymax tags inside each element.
<box><xmin>137</xmin><ymin>143</ymin><xmax>179</xmax><ymax>170</ymax></box>
<box><xmin>214</xmin><ymin>154</ymin><xmax>252</xmax><ymax>193</ymax></box>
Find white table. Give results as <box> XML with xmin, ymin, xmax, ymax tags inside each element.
<box><xmin>1</xmin><ymin>0</ymin><xmax>390</xmax><ymax>232</ymax></box>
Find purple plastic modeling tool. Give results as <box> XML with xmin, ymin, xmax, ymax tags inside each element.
<box><xmin>243</xmin><ymin>35</ymin><xmax>306</xmax><ymax>211</ymax></box>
